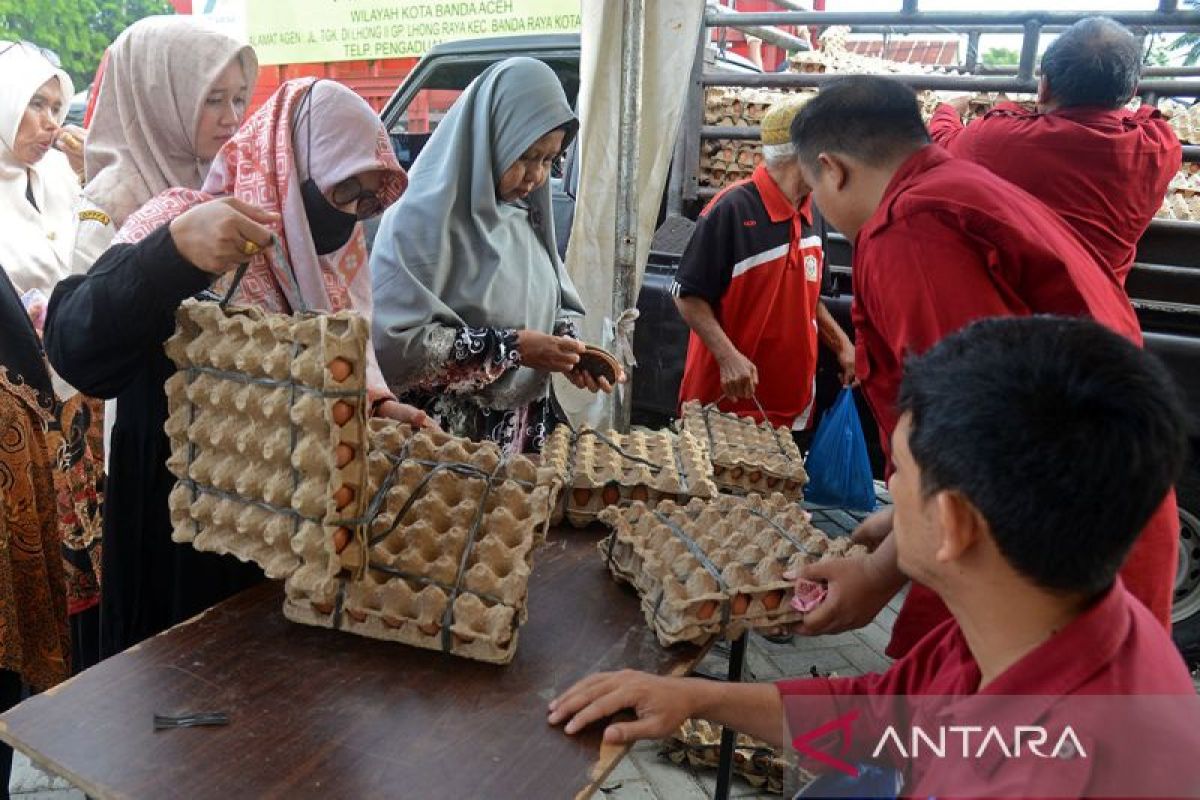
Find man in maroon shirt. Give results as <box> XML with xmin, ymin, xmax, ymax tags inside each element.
<box><xmin>782</xmin><ymin>76</ymin><xmax>1177</xmax><ymax>658</ymax></box>
<box><xmin>929</xmin><ymin>17</ymin><xmax>1181</xmax><ymax>285</ymax></box>
<box><xmin>548</xmin><ymin>317</ymin><xmax>1197</xmax><ymax>795</ymax></box>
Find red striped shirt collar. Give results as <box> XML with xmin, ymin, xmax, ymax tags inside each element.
<box><xmin>751</xmin><ymin>163</ymin><xmax>813</xmax><ymax>226</ymax></box>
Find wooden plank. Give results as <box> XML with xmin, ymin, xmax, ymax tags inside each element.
<box><xmin>0</xmin><ymin>529</ymin><xmax>706</xmax><ymax>800</ymax></box>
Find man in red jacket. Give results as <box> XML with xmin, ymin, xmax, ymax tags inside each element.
<box><xmin>929</xmin><ymin>16</ymin><xmax>1180</xmax><ymax>285</ymax></box>
<box><xmin>549</xmin><ymin>317</ymin><xmax>1198</xmax><ymax>797</ymax></box>
<box><xmin>784</xmin><ymin>76</ymin><xmax>1178</xmax><ymax>658</ymax></box>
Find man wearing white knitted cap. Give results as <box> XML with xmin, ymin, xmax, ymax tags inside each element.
<box><xmin>673</xmin><ymin>96</ymin><xmax>855</xmax><ymax>445</ymax></box>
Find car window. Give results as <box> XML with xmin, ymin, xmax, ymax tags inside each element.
<box><xmin>390</xmin><ymin>55</ymin><xmax>581</xmax><ymax>135</ymax></box>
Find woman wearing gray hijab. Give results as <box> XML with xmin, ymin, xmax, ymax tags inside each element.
<box><xmin>371</xmin><ymin>57</ymin><xmax>617</xmax><ymax>454</ymax></box>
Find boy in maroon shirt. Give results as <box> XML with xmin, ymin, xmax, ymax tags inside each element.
<box><xmin>548</xmin><ymin>316</ymin><xmax>1197</xmax><ymax>794</ymax></box>
<box><xmin>929</xmin><ymin>17</ymin><xmax>1180</xmax><ymax>285</ymax></box>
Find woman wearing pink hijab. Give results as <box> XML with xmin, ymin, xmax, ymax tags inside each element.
<box><xmin>44</xmin><ymin>78</ymin><xmax>426</xmax><ymax>657</ymax></box>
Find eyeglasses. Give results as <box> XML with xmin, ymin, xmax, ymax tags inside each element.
<box><xmin>330</xmin><ymin>176</ymin><xmax>382</xmax><ymax>220</ymax></box>
<box><xmin>0</xmin><ymin>41</ymin><xmax>62</xmax><ymax>68</ymax></box>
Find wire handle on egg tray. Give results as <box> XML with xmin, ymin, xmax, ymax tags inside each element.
<box><xmin>216</xmin><ymin>235</ymin><xmax>310</xmax><ymax>313</ymax></box>
<box><xmin>325</xmin><ymin>439</ymin><xmax>518</xmax><ymax>652</ymax></box>
<box><xmin>703</xmin><ymin>393</ymin><xmax>795</xmax><ymax>463</ymax></box>
<box><xmin>553</xmin><ymin>410</ymin><xmax>694</xmax><ymax>516</ymax></box>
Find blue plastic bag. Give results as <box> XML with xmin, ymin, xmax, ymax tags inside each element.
<box><xmin>803</xmin><ymin>387</ymin><xmax>876</xmax><ymax>512</ymax></box>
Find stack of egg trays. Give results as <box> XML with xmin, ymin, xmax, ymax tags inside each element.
<box><xmin>679</xmin><ymin>401</ymin><xmax>807</xmax><ymax>501</ymax></box>
<box><xmin>283</xmin><ymin>421</ymin><xmax>562</xmax><ymax>665</ymax></box>
<box><xmin>598</xmin><ymin>493</ymin><xmax>865</xmax><ymax>646</ymax></box>
<box><xmin>164</xmin><ymin>299</ymin><xmax>371</xmax><ymax>580</ymax></box>
<box><xmin>541</xmin><ymin>425</ymin><xmax>717</xmax><ymax>528</ymax></box>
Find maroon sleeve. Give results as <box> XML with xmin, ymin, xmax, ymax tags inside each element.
<box><xmin>856</xmin><ymin>211</ymin><xmax>1015</xmax><ymax>452</ymax></box>
<box><xmin>927</xmin><ymin>103</ymin><xmax>969</xmax><ymax>153</ymax></box>
<box><xmin>776</xmin><ymin>620</ymin><xmax>965</xmax><ymax>768</ymax></box>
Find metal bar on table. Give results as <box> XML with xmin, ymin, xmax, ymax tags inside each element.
<box><xmin>1017</xmin><ymin>20</ymin><xmax>1041</xmax><ymax>82</ymax></box>
<box><xmin>705</xmin><ymin>10</ymin><xmax>1200</xmax><ymax>28</ymax></box>
<box><xmin>611</xmin><ymin>0</ymin><xmax>645</xmax><ymax>433</ymax></box>
<box><xmin>714</xmin><ymin>632</ymin><xmax>749</xmax><ymax>800</ymax></box>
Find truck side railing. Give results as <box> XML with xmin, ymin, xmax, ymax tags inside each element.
<box><xmin>670</xmin><ymin>3</ymin><xmax>1200</xmax><ymax>209</ymax></box>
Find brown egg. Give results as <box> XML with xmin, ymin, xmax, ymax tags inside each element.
<box><xmin>766</xmin><ymin>476</ymin><xmax>780</xmax><ymax>488</ymax></box>
<box><xmin>630</xmin><ymin>485</ymin><xmax>649</xmax><ymax>502</ymax></box>
<box><xmin>345</xmin><ymin>607</ymin><xmax>368</xmax><ymax>623</ymax></box>
<box><xmin>747</xmin><ymin>470</ymin><xmax>762</xmax><ymax>484</ymax></box>
<box><xmin>332</xmin><ymin>526</ymin><xmax>352</xmax><ymax>553</ymax></box>
<box><xmin>696</xmin><ymin>600</ymin><xmax>718</xmax><ymax>620</ymax></box>
<box><xmin>453</xmin><ymin>633</ymin><xmax>475</xmax><ymax>648</ymax></box>
<box><xmin>310</xmin><ymin>601</ymin><xmax>334</xmax><ymax>616</ymax></box>
<box><xmin>418</xmin><ymin>621</ymin><xmax>441</xmax><ymax>637</ymax></box>
<box><xmin>601</xmin><ymin>483</ymin><xmax>621</xmax><ymax>506</ymax></box>
<box><xmin>333</xmin><ymin>484</ymin><xmax>355</xmax><ymax>510</ymax></box>
<box><xmin>381</xmin><ymin>614</ymin><xmax>405</xmax><ymax>629</ymax></box>
<box><xmin>572</xmin><ymin>488</ymin><xmax>593</xmax><ymax>507</ymax></box>
<box><xmin>730</xmin><ymin>467</ymin><xmax>744</xmax><ymax>480</ymax></box>
<box><xmin>332</xmin><ymin>400</ymin><xmax>356</xmax><ymax>425</ymax></box>
<box><xmin>713</xmin><ymin>465</ymin><xmax>726</xmax><ymax>476</ymax></box>
<box><xmin>762</xmin><ymin>590</ymin><xmax>784</xmax><ymax>611</ymax></box>
<box><xmin>335</xmin><ymin>443</ymin><xmax>355</xmax><ymax>468</ymax></box>
<box><xmin>732</xmin><ymin>594</ymin><xmax>750</xmax><ymax>615</ymax></box>
<box><xmin>785</xmin><ymin>480</ymin><xmax>800</xmax><ymax>492</ymax></box>
<box><xmin>327</xmin><ymin>357</ymin><xmax>354</xmax><ymax>382</ymax></box>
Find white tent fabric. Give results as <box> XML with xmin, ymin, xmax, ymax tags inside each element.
<box><xmin>555</xmin><ymin>0</ymin><xmax>705</xmax><ymax>427</ymax></box>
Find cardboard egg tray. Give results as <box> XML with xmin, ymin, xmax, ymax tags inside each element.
<box><xmin>1158</xmin><ymin>99</ymin><xmax>1200</xmax><ymax>146</ymax></box>
<box><xmin>679</xmin><ymin>401</ymin><xmax>807</xmax><ymax>501</ymax></box>
<box><xmin>164</xmin><ymin>300</ymin><xmax>372</xmax><ymax>579</ymax></box>
<box><xmin>163</xmin><ymin>300</ymin><xmax>560</xmax><ymax>664</ymax></box>
<box><xmin>284</xmin><ymin>421</ymin><xmax>559</xmax><ymax>665</ymax></box>
<box><xmin>663</xmin><ymin>719</ymin><xmax>808</xmax><ymax>795</ymax></box>
<box><xmin>598</xmin><ymin>494</ymin><xmax>867</xmax><ymax>646</ymax></box>
<box><xmin>540</xmin><ymin>425</ymin><xmax>716</xmax><ymax>528</ymax></box>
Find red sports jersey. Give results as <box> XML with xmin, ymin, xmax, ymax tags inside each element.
<box><xmin>674</xmin><ymin>165</ymin><xmax>824</xmax><ymax>428</ymax></box>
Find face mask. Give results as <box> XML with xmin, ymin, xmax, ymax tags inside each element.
<box><xmin>300</xmin><ymin>177</ymin><xmax>357</xmax><ymax>255</ymax></box>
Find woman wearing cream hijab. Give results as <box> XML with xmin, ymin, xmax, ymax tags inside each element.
<box><xmin>0</xmin><ymin>42</ymin><xmax>79</xmax><ymax>295</ymax></box>
<box><xmin>73</xmin><ymin>16</ymin><xmax>258</xmax><ymax>273</ymax></box>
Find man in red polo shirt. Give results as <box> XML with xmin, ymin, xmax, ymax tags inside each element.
<box><xmin>928</xmin><ymin>16</ymin><xmax>1180</xmax><ymax>285</ymax></box>
<box><xmin>548</xmin><ymin>318</ymin><xmax>1198</xmax><ymax>795</ymax></box>
<box><xmin>674</xmin><ymin>98</ymin><xmax>855</xmax><ymax>435</ymax></box>
<box><xmin>781</xmin><ymin>76</ymin><xmax>1178</xmax><ymax>659</ymax></box>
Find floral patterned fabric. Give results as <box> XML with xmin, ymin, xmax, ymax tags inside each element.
<box><xmin>400</xmin><ymin>320</ymin><xmax>577</xmax><ymax>455</ymax></box>
<box><xmin>0</xmin><ymin>371</ymin><xmax>71</xmax><ymax>691</ymax></box>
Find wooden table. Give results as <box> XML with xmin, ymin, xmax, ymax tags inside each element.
<box><xmin>0</xmin><ymin>528</ymin><xmax>708</xmax><ymax>800</ymax></box>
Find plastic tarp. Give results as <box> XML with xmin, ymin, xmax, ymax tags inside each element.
<box><xmin>555</xmin><ymin>0</ymin><xmax>705</xmax><ymax>427</ymax></box>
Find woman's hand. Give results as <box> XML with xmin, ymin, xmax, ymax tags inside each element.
<box><xmin>372</xmin><ymin>399</ymin><xmax>440</xmax><ymax>431</ymax></box>
<box><xmin>565</xmin><ymin>364</ymin><xmax>626</xmax><ymax>394</ymax></box>
<box><xmin>168</xmin><ymin>197</ymin><xmax>279</xmax><ymax>275</ymax></box>
<box><xmin>516</xmin><ymin>330</ymin><xmax>585</xmax><ymax>373</ymax></box>
<box><xmin>53</xmin><ymin>124</ymin><xmax>87</xmax><ymax>176</ymax></box>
